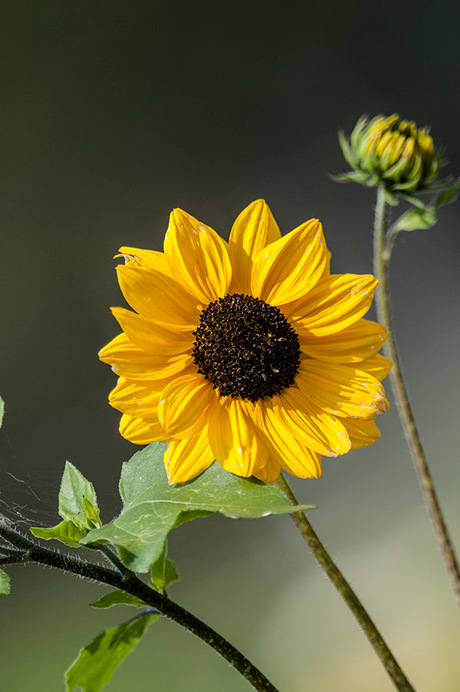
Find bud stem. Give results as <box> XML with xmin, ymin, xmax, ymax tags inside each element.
<box><xmin>373</xmin><ymin>185</ymin><xmax>460</xmax><ymax>607</ymax></box>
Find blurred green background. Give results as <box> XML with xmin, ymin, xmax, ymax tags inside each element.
<box><xmin>1</xmin><ymin>1</ymin><xmax>459</xmax><ymax>690</ymax></box>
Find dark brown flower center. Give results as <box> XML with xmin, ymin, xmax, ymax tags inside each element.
<box><xmin>192</xmin><ymin>293</ymin><xmax>300</xmax><ymax>402</ymax></box>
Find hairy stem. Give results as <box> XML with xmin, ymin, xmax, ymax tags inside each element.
<box><xmin>0</xmin><ymin>518</ymin><xmax>278</xmax><ymax>692</ymax></box>
<box><xmin>274</xmin><ymin>474</ymin><xmax>415</xmax><ymax>692</ymax></box>
<box><xmin>373</xmin><ymin>186</ymin><xmax>460</xmax><ymax>607</ymax></box>
<box><xmin>0</xmin><ymin>549</ymin><xmax>29</xmax><ymax>566</ymax></box>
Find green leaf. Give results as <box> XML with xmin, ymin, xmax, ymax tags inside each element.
<box><xmin>30</xmin><ymin>462</ymin><xmax>101</xmax><ymax>547</ymax></box>
<box><xmin>59</xmin><ymin>462</ymin><xmax>101</xmax><ymax>529</ymax></box>
<box><xmin>393</xmin><ymin>206</ymin><xmax>437</xmax><ymax>233</ymax></box>
<box><xmin>0</xmin><ymin>397</ymin><xmax>4</xmax><ymax>429</ymax></box>
<box><xmin>435</xmin><ymin>178</ymin><xmax>460</xmax><ymax>208</ymax></box>
<box><xmin>65</xmin><ymin>613</ymin><xmax>157</xmax><ymax>692</ymax></box>
<box><xmin>150</xmin><ymin>543</ymin><xmax>179</xmax><ymax>593</ymax></box>
<box><xmin>82</xmin><ymin>442</ymin><xmax>313</xmax><ymax>572</ymax></box>
<box><xmin>30</xmin><ymin>520</ymin><xmax>89</xmax><ymax>548</ymax></box>
<box><xmin>0</xmin><ymin>569</ymin><xmax>10</xmax><ymax>595</ymax></box>
<box><xmin>81</xmin><ymin>497</ymin><xmax>102</xmax><ymax>530</ymax></box>
<box><xmin>90</xmin><ymin>591</ymin><xmax>145</xmax><ymax>610</ymax></box>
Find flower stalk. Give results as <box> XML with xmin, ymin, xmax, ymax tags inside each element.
<box><xmin>0</xmin><ymin>518</ymin><xmax>279</xmax><ymax>692</ymax></box>
<box><xmin>373</xmin><ymin>185</ymin><xmax>460</xmax><ymax>607</ymax></box>
<box><xmin>274</xmin><ymin>473</ymin><xmax>415</xmax><ymax>692</ymax></box>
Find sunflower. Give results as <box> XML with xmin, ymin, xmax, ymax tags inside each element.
<box><xmin>100</xmin><ymin>200</ymin><xmax>390</xmax><ymax>484</ymax></box>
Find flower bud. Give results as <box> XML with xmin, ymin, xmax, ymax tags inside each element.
<box><xmin>338</xmin><ymin>114</ymin><xmax>440</xmax><ymax>194</ymax></box>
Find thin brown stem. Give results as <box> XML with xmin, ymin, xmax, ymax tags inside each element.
<box><xmin>373</xmin><ymin>186</ymin><xmax>460</xmax><ymax>607</ymax></box>
<box><xmin>274</xmin><ymin>474</ymin><xmax>415</xmax><ymax>692</ymax></box>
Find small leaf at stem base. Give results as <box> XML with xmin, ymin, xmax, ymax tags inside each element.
<box><xmin>150</xmin><ymin>543</ymin><xmax>179</xmax><ymax>593</ymax></box>
<box><xmin>65</xmin><ymin>613</ymin><xmax>158</xmax><ymax>692</ymax></box>
<box><xmin>90</xmin><ymin>590</ymin><xmax>145</xmax><ymax>609</ymax></box>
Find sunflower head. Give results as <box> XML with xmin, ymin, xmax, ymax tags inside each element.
<box><xmin>99</xmin><ymin>200</ymin><xmax>390</xmax><ymax>485</ymax></box>
<box><xmin>338</xmin><ymin>114</ymin><xmax>440</xmax><ymax>194</ymax></box>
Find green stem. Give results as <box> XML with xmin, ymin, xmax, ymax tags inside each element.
<box><xmin>0</xmin><ymin>545</ymin><xmax>27</xmax><ymax>558</ymax></box>
<box><xmin>0</xmin><ymin>518</ymin><xmax>278</xmax><ymax>692</ymax></box>
<box><xmin>373</xmin><ymin>186</ymin><xmax>460</xmax><ymax>607</ymax></box>
<box><xmin>0</xmin><ymin>549</ymin><xmax>29</xmax><ymax>566</ymax></box>
<box><xmin>274</xmin><ymin>473</ymin><xmax>415</xmax><ymax>692</ymax></box>
<box><xmin>90</xmin><ymin>542</ymin><xmax>128</xmax><ymax>573</ymax></box>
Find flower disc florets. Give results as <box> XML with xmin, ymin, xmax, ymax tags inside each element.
<box><xmin>339</xmin><ymin>113</ymin><xmax>440</xmax><ymax>193</ymax></box>
<box><xmin>192</xmin><ymin>293</ymin><xmax>300</xmax><ymax>401</ymax></box>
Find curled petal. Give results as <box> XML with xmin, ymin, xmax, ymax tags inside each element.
<box><xmin>355</xmin><ymin>353</ymin><xmax>392</xmax><ymax>381</ymax></box>
<box><xmin>342</xmin><ymin>418</ymin><xmax>381</xmax><ymax>449</ymax></box>
<box><xmin>118</xmin><ymin>247</ymin><xmax>170</xmax><ymax>275</ymax></box>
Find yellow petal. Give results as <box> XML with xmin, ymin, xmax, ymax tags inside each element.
<box><xmin>285</xmin><ymin>274</ymin><xmax>378</xmax><ymax>336</ymax></box>
<box><xmin>228</xmin><ymin>200</ymin><xmax>281</xmax><ymax>293</ymax></box>
<box><xmin>356</xmin><ymin>354</ymin><xmax>392</xmax><ymax>381</ymax></box>
<box><xmin>298</xmin><ymin>361</ymin><xmax>389</xmax><ymax>420</ymax></box>
<box><xmin>208</xmin><ymin>398</ymin><xmax>270</xmax><ymax>479</ymax></box>
<box><xmin>165</xmin><ymin>427</ymin><xmax>215</xmax><ymax>483</ymax></box>
<box><xmin>116</xmin><ymin>264</ymin><xmax>200</xmax><ymax>331</ymax></box>
<box><xmin>119</xmin><ymin>414</ymin><xmax>164</xmax><ymax>444</ymax></box>
<box><xmin>118</xmin><ymin>247</ymin><xmax>170</xmax><ymax>275</ymax></box>
<box><xmin>111</xmin><ymin>307</ymin><xmax>193</xmax><ymax>355</ymax></box>
<box><xmin>300</xmin><ymin>319</ymin><xmax>387</xmax><ymax>363</ymax></box>
<box><xmin>257</xmin><ymin>405</ymin><xmax>322</xmax><ymax>478</ymax></box>
<box><xmin>158</xmin><ymin>374</ymin><xmax>216</xmax><ymax>439</ymax></box>
<box><xmin>323</xmin><ymin>250</ymin><xmax>332</xmax><ymax>277</ymax></box>
<box><xmin>164</xmin><ymin>208</ymin><xmax>232</xmax><ymax>303</ymax></box>
<box><xmin>251</xmin><ymin>219</ymin><xmax>328</xmax><ymax>305</ymax></box>
<box><xmin>251</xmin><ymin>458</ymin><xmax>281</xmax><ymax>484</ymax></box>
<box><xmin>274</xmin><ymin>387</ymin><xmax>351</xmax><ymax>456</ymax></box>
<box><xmin>109</xmin><ymin>377</ymin><xmax>164</xmax><ymax>423</ymax></box>
<box><xmin>342</xmin><ymin>418</ymin><xmax>381</xmax><ymax>448</ymax></box>
<box><xmin>99</xmin><ymin>333</ymin><xmax>194</xmax><ymax>381</ymax></box>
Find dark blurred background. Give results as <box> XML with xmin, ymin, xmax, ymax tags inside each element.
<box><xmin>1</xmin><ymin>2</ymin><xmax>459</xmax><ymax>690</ymax></box>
